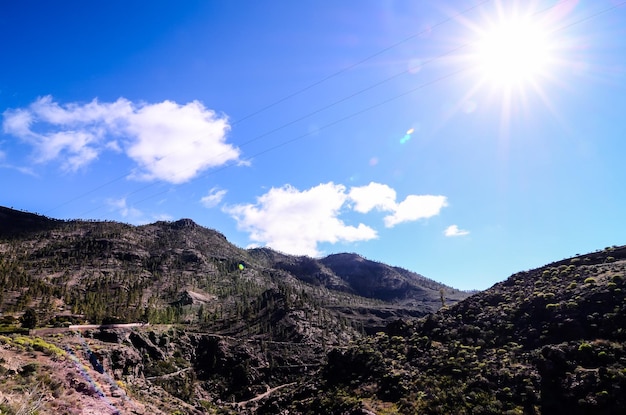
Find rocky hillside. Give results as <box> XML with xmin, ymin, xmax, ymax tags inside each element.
<box><xmin>0</xmin><ymin>206</ymin><xmax>467</xmax><ymax>334</ymax></box>
<box><xmin>0</xmin><ymin>325</ymin><xmax>326</xmax><ymax>414</ymax></box>
<box><xmin>2</xmin><ymin>243</ymin><xmax>624</xmax><ymax>415</ymax></box>
<box><xmin>1</xmin><ymin>207</ymin><xmax>625</xmax><ymax>413</ymax></box>
<box><xmin>269</xmin><ymin>245</ymin><xmax>626</xmax><ymax>414</ymax></box>
<box><xmin>0</xmin><ymin>206</ymin><xmax>471</xmax><ymax>413</ymax></box>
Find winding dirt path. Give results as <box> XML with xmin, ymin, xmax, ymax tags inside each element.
<box><xmin>236</xmin><ymin>382</ymin><xmax>297</xmax><ymax>407</ymax></box>
<box><xmin>145</xmin><ymin>367</ymin><xmax>193</xmax><ymax>381</ymax></box>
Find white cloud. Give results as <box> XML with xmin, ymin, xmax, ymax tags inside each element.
<box><xmin>2</xmin><ymin>109</ymin><xmax>34</xmax><ymax>137</ymax></box>
<box><xmin>106</xmin><ymin>197</ymin><xmax>172</xmax><ymax>224</ymax></box>
<box><xmin>124</xmin><ymin>100</ymin><xmax>237</xmax><ymax>183</ymax></box>
<box><xmin>224</xmin><ymin>182</ymin><xmax>378</xmax><ymax>257</ymax></box>
<box><xmin>348</xmin><ymin>182</ymin><xmax>397</xmax><ymax>213</ymax></box>
<box><xmin>2</xmin><ymin>96</ymin><xmax>240</xmax><ymax>181</ymax></box>
<box><xmin>348</xmin><ymin>182</ymin><xmax>447</xmax><ymax>228</ymax></box>
<box><xmin>0</xmin><ymin>146</ymin><xmax>38</xmax><ymax>176</ymax></box>
<box><xmin>225</xmin><ymin>181</ymin><xmax>450</xmax><ymax>256</ymax></box>
<box><xmin>444</xmin><ymin>224</ymin><xmax>470</xmax><ymax>237</ymax></box>
<box><xmin>201</xmin><ymin>187</ymin><xmax>227</xmax><ymax>208</ymax></box>
<box><xmin>105</xmin><ymin>140</ymin><xmax>122</xmax><ymax>152</ymax></box>
<box><xmin>383</xmin><ymin>195</ymin><xmax>448</xmax><ymax>228</ymax></box>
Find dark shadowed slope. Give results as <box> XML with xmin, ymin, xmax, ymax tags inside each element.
<box><xmin>0</xmin><ymin>206</ymin><xmax>61</xmax><ymax>238</ymax></box>
<box><xmin>267</xmin><ymin>245</ymin><xmax>626</xmax><ymax>414</ymax></box>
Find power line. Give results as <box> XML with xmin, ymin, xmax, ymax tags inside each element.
<box><xmin>230</xmin><ymin>0</ymin><xmax>492</xmax><ymax>125</ymax></box>
<box><xmin>79</xmin><ymin>67</ymin><xmax>467</xmax><ymax>218</ymax></box>
<box><xmin>57</xmin><ymin>0</ymin><xmax>621</xmax><ymax>218</ymax></box>
<box><xmin>88</xmin><ymin>0</ymin><xmax>624</xmax><ymax>216</ymax></box>
<box><xmin>42</xmin><ymin>1</ymin><xmax>490</xmax><ymax>216</ymax></box>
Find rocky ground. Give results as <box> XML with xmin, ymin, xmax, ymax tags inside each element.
<box><xmin>0</xmin><ymin>324</ymin><xmax>326</xmax><ymax>414</ymax></box>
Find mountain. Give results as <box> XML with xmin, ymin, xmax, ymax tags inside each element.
<box><xmin>278</xmin><ymin>245</ymin><xmax>626</xmax><ymax>414</ymax></box>
<box><xmin>0</xmin><ymin>206</ymin><xmax>467</xmax><ymax>331</ymax></box>
<box><xmin>4</xmin><ymin>206</ymin><xmax>623</xmax><ymax>414</ymax></box>
<box><xmin>0</xmin><ymin>206</ymin><xmax>471</xmax><ymax>414</ymax></box>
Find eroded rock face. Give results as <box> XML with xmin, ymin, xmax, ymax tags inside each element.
<box><xmin>129</xmin><ymin>331</ymin><xmax>165</xmax><ymax>361</ymax></box>
<box><xmin>105</xmin><ymin>346</ymin><xmax>144</xmax><ymax>379</ymax></box>
<box><xmin>62</xmin><ymin>327</ymin><xmax>324</xmax><ymax>406</ymax></box>
<box><xmin>91</xmin><ymin>328</ymin><xmax>129</xmax><ymax>344</ymax></box>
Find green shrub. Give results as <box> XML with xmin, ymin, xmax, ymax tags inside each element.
<box><xmin>31</xmin><ymin>337</ymin><xmax>65</xmax><ymax>357</ymax></box>
<box><xmin>20</xmin><ymin>308</ymin><xmax>38</xmax><ymax>329</ymax></box>
<box><xmin>584</xmin><ymin>277</ymin><xmax>596</xmax><ymax>285</ymax></box>
<box><xmin>19</xmin><ymin>363</ymin><xmax>38</xmax><ymax>377</ymax></box>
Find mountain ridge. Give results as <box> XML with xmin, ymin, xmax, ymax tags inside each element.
<box><xmin>282</xmin><ymin>243</ymin><xmax>626</xmax><ymax>414</ymax></box>
<box><xmin>4</xmin><ymin>206</ymin><xmax>622</xmax><ymax>413</ymax></box>
<box><xmin>0</xmin><ymin>205</ymin><xmax>469</xmax><ymax>329</ymax></box>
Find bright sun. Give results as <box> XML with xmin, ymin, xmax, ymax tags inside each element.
<box><xmin>450</xmin><ymin>1</ymin><xmax>581</xmax><ymax>136</ymax></box>
<box><xmin>473</xmin><ymin>16</ymin><xmax>553</xmax><ymax>88</ymax></box>
<box><xmin>452</xmin><ymin>0</ymin><xmax>577</xmax><ymax>129</ymax></box>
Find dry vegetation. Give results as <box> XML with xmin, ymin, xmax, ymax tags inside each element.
<box><xmin>2</xmin><ymin>207</ymin><xmax>625</xmax><ymax>414</ymax></box>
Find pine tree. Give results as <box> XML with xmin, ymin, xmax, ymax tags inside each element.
<box><xmin>21</xmin><ymin>308</ymin><xmax>38</xmax><ymax>329</ymax></box>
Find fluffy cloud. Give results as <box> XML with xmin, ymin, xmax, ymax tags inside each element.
<box><xmin>348</xmin><ymin>182</ymin><xmax>397</xmax><ymax>213</ymax></box>
<box><xmin>348</xmin><ymin>182</ymin><xmax>447</xmax><ymax>228</ymax></box>
<box><xmin>124</xmin><ymin>100</ymin><xmax>237</xmax><ymax>183</ymax></box>
<box><xmin>383</xmin><ymin>195</ymin><xmax>448</xmax><ymax>228</ymax></box>
<box><xmin>2</xmin><ymin>96</ymin><xmax>240</xmax><ymax>181</ymax></box>
<box><xmin>224</xmin><ymin>182</ymin><xmax>378</xmax><ymax>256</ymax></box>
<box><xmin>444</xmin><ymin>224</ymin><xmax>470</xmax><ymax>237</ymax></box>
<box><xmin>225</xmin><ymin>181</ymin><xmax>449</xmax><ymax>256</ymax></box>
<box><xmin>200</xmin><ymin>187</ymin><xmax>228</xmax><ymax>208</ymax></box>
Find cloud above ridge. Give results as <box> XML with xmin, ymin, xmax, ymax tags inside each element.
<box><xmin>2</xmin><ymin>96</ymin><xmax>240</xmax><ymax>182</ymax></box>
<box><xmin>348</xmin><ymin>182</ymin><xmax>448</xmax><ymax>228</ymax></box>
<box><xmin>224</xmin><ymin>182</ymin><xmax>377</xmax><ymax>256</ymax></box>
<box><xmin>224</xmin><ymin>181</ymin><xmax>448</xmax><ymax>256</ymax></box>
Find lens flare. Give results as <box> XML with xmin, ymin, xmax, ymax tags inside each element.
<box><xmin>400</xmin><ymin>128</ymin><xmax>415</xmax><ymax>144</ymax></box>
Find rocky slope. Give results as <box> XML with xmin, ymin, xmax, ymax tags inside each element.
<box><xmin>8</xmin><ymin>208</ymin><xmax>624</xmax><ymax>414</ymax></box>
<box><xmin>269</xmin><ymin>245</ymin><xmax>626</xmax><ymax>414</ymax></box>
<box><xmin>0</xmin><ymin>206</ymin><xmax>470</xmax><ymax>414</ymax></box>
<box><xmin>0</xmin><ymin>324</ymin><xmax>324</xmax><ymax>414</ymax></box>
<box><xmin>3</xmin><ymin>244</ymin><xmax>624</xmax><ymax>414</ymax></box>
<box><xmin>0</xmin><ymin>206</ymin><xmax>467</xmax><ymax>332</ymax></box>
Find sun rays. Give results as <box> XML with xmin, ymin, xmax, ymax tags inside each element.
<box><xmin>453</xmin><ymin>1</ymin><xmax>579</xmax><ymax>134</ymax></box>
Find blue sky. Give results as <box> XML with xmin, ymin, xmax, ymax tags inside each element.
<box><xmin>1</xmin><ymin>0</ymin><xmax>625</xmax><ymax>290</ymax></box>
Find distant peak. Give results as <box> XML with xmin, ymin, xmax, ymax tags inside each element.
<box><xmin>171</xmin><ymin>218</ymin><xmax>197</xmax><ymax>229</ymax></box>
<box><xmin>324</xmin><ymin>253</ymin><xmax>365</xmax><ymax>262</ymax></box>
